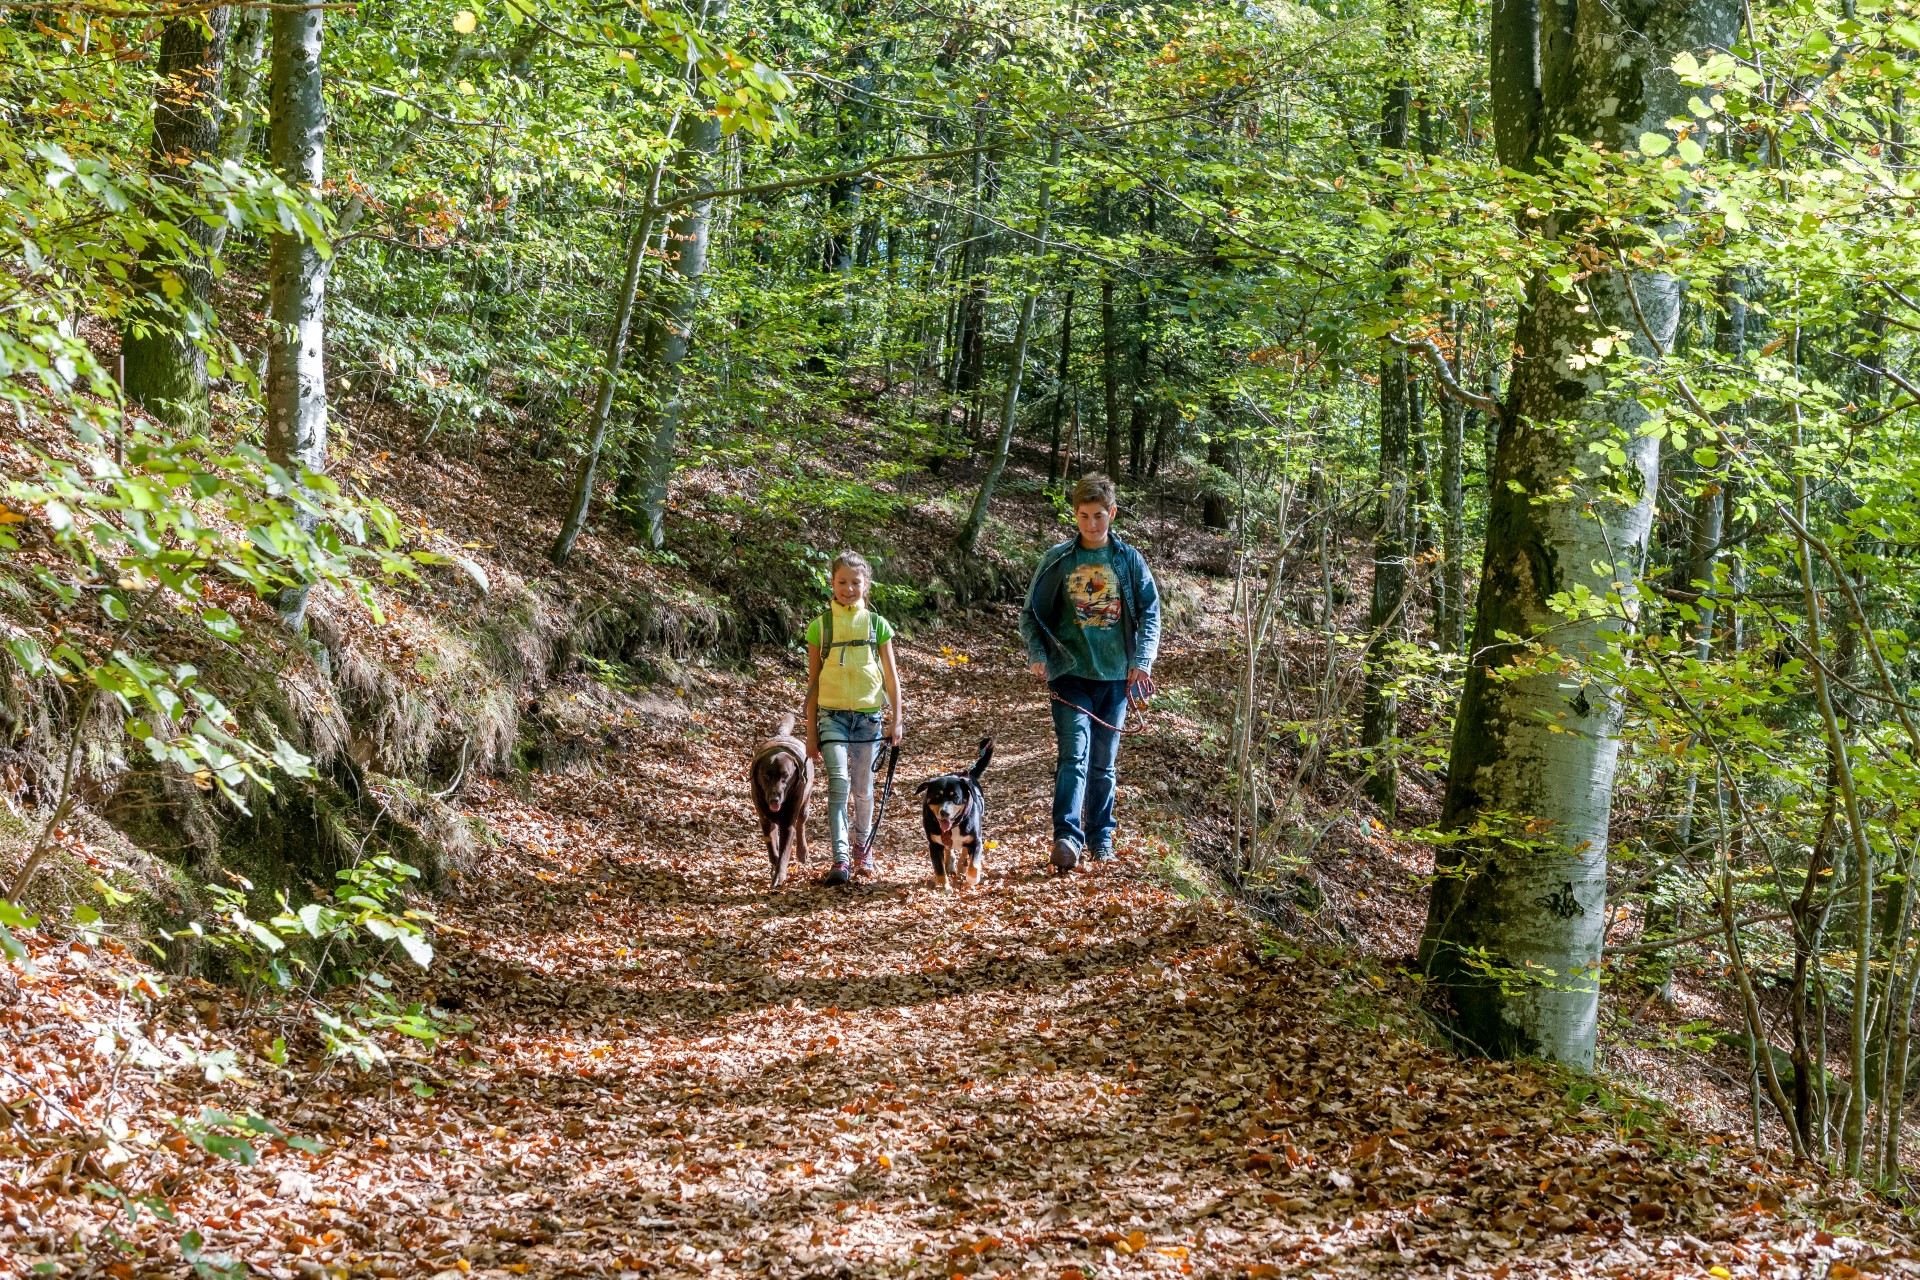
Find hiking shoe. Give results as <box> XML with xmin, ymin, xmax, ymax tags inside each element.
<box><xmin>1090</xmin><ymin>845</ymin><xmax>1116</xmax><ymax>863</ymax></box>
<box><xmin>1050</xmin><ymin>839</ymin><xmax>1080</xmax><ymax>874</ymax></box>
<box><xmin>824</xmin><ymin>853</ymin><xmax>853</xmax><ymax>887</ymax></box>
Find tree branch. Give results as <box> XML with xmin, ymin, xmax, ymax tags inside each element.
<box><xmin>1390</xmin><ymin>334</ymin><xmax>1503</xmax><ymax>420</ymax></box>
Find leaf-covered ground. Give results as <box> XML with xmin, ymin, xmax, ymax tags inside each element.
<box><xmin>2</xmin><ymin>614</ymin><xmax>1915</xmax><ymax>1279</ymax></box>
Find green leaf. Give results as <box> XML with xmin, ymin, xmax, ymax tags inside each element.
<box><xmin>200</xmin><ymin>609</ymin><xmax>243</xmax><ymax>640</ymax></box>
<box><xmin>1638</xmin><ymin>132</ymin><xmax>1672</xmax><ymax>157</ymax></box>
<box><xmin>397</xmin><ymin>930</ymin><xmax>434</xmax><ymax>969</ymax></box>
<box><xmin>1692</xmin><ymin>446</ymin><xmax>1719</xmax><ymax>468</ymax></box>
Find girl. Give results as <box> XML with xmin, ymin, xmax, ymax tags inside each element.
<box><xmin>804</xmin><ymin>551</ymin><xmax>905</xmax><ymax>885</ymax></box>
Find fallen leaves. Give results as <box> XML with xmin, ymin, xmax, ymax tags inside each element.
<box><xmin>1</xmin><ymin>624</ymin><xmax>1917</xmax><ymax>1280</ymax></box>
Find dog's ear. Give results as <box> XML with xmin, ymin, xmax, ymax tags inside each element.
<box><xmin>912</xmin><ymin>780</ymin><xmax>930</xmax><ymax>795</ymax></box>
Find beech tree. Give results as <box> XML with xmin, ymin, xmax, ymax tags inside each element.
<box><xmin>1418</xmin><ymin>0</ymin><xmax>1744</xmax><ymax>1069</ymax></box>
<box><xmin>264</xmin><ymin>0</ymin><xmax>329</xmax><ymax>627</ymax></box>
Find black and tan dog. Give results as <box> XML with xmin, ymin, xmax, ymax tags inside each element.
<box><xmin>749</xmin><ymin>712</ymin><xmax>812</xmax><ymax>887</ymax></box>
<box><xmin>914</xmin><ymin>737</ymin><xmax>994</xmax><ymax>889</ymax></box>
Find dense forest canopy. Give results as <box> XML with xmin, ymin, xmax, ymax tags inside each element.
<box><xmin>7</xmin><ymin>0</ymin><xmax>1920</xmax><ymax>1206</ymax></box>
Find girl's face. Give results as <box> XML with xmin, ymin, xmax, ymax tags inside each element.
<box><xmin>832</xmin><ymin>568</ymin><xmax>869</xmax><ymax>607</ymax></box>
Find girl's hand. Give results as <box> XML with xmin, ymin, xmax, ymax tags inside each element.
<box><xmin>886</xmin><ymin>717</ymin><xmax>904</xmax><ymax>747</ymax></box>
<box><xmin>806</xmin><ymin>736</ymin><xmax>821</xmax><ymax>762</ymax></box>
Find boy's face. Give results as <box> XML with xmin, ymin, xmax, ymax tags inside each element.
<box><xmin>1074</xmin><ymin>502</ymin><xmax>1117</xmax><ymax>546</ymax></box>
<box><xmin>831</xmin><ymin>568</ymin><xmax>868</xmax><ymax>607</ymax></box>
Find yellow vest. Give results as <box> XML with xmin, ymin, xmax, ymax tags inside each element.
<box><xmin>810</xmin><ymin>602</ymin><xmax>890</xmax><ymax>711</ymax></box>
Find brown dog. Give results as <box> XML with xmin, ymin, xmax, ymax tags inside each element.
<box><xmin>750</xmin><ymin>712</ymin><xmax>812</xmax><ymax>887</ymax></box>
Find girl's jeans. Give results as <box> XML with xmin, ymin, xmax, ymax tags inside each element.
<box><xmin>817</xmin><ymin>709</ymin><xmax>881</xmax><ymax>857</ymax></box>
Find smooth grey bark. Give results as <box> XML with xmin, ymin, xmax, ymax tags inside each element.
<box><xmin>122</xmin><ymin>8</ymin><xmax>233</xmax><ymax>431</ymax></box>
<box><xmin>637</xmin><ymin>106</ymin><xmax>725</xmax><ymax>549</ymax></box>
<box><xmin>1418</xmin><ymin>0</ymin><xmax>1742</xmax><ymax>1069</ymax></box>
<box><xmin>958</xmin><ymin>136</ymin><xmax>1061</xmax><ymax>553</ymax></box>
<box><xmin>219</xmin><ymin>4</ymin><xmax>269</xmax><ymax>163</ymax></box>
<box><xmin>264</xmin><ymin>1</ymin><xmax>328</xmax><ymax>628</ymax></box>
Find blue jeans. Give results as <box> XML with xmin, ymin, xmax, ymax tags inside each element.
<box><xmin>816</xmin><ymin>709</ymin><xmax>881</xmax><ymax>857</ymax></box>
<box><xmin>1049</xmin><ymin>675</ymin><xmax>1127</xmax><ymax>852</ymax></box>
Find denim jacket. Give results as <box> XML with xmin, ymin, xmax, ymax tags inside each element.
<box><xmin>1018</xmin><ymin>531</ymin><xmax>1161</xmax><ymax>681</ymax></box>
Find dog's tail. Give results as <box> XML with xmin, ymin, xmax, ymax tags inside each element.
<box><xmin>774</xmin><ymin>711</ymin><xmax>799</xmax><ymax>739</ymax></box>
<box><xmin>967</xmin><ymin>736</ymin><xmax>994</xmax><ymax>782</ymax></box>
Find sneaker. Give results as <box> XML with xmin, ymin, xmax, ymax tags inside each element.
<box><xmin>824</xmin><ymin>853</ymin><xmax>853</xmax><ymax>886</ymax></box>
<box><xmin>1050</xmin><ymin>839</ymin><xmax>1080</xmax><ymax>874</ymax></box>
<box><xmin>852</xmin><ymin>849</ymin><xmax>876</xmax><ymax>878</ymax></box>
<box><xmin>1090</xmin><ymin>846</ymin><xmax>1116</xmax><ymax>863</ymax></box>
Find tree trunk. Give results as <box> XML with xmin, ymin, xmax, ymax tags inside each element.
<box><xmin>1128</xmin><ymin>318</ymin><xmax>1151</xmax><ymax>480</ymax></box>
<box><xmin>1202</xmin><ymin>395</ymin><xmax>1232</xmax><ymax>531</ymax></box>
<box><xmin>1101</xmin><ymin>277</ymin><xmax>1121</xmax><ymax>479</ymax></box>
<box><xmin>1047</xmin><ymin>291</ymin><xmax>1074</xmax><ymax>487</ymax></box>
<box><xmin>1362</xmin><ymin>4</ymin><xmax>1412</xmax><ymax>817</ymax></box>
<box><xmin>958</xmin><ymin>136</ymin><xmax>1060</xmax><ymax>553</ymax></box>
<box><xmin>1417</xmin><ymin>0</ymin><xmax>1740</xmax><ymax>1069</ymax></box>
<box><xmin>547</xmin><ymin>206</ymin><xmax>661</xmax><ymax>567</ymax></box>
<box><xmin>806</xmin><ymin>4</ymin><xmax>871</xmax><ymax>373</ymax></box>
<box><xmin>219</xmin><ymin>5</ymin><xmax>269</xmax><ymax>162</ymax></box>
<box><xmin>638</xmin><ymin>103</ymin><xmax>726</xmax><ymax>548</ymax></box>
<box><xmin>1638</xmin><ymin>271</ymin><xmax>1741</xmax><ymax>996</ymax></box>
<box><xmin>1361</xmin><ymin>342</ymin><xmax>1411</xmax><ymax>815</ymax></box>
<box><xmin>1439</xmin><ymin>387</ymin><xmax>1466</xmax><ymax>653</ymax></box>
<box><xmin>122</xmin><ymin>8</ymin><xmax>234</xmax><ymax>431</ymax></box>
<box><xmin>1148</xmin><ymin>398</ymin><xmax>1175</xmax><ymax>479</ymax></box>
<box><xmin>264</xmin><ymin>1</ymin><xmax>327</xmax><ymax>628</ymax></box>
<box><xmin>808</xmin><ymin>175</ymin><xmax>861</xmax><ymax>372</ymax></box>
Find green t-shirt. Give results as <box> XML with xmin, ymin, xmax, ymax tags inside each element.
<box><xmin>1052</xmin><ymin>543</ymin><xmax>1130</xmax><ymax>681</ymax></box>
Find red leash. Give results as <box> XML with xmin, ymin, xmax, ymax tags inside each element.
<box><xmin>1047</xmin><ymin>675</ymin><xmax>1156</xmax><ymax>736</ymax></box>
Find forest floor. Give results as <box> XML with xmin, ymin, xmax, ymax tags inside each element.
<box><xmin>4</xmin><ymin>607</ymin><xmax>1916</xmax><ymax>1280</ymax></box>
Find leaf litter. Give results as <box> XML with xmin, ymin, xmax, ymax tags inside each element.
<box><xmin>2</xmin><ymin>615</ymin><xmax>1917</xmax><ymax>1280</ymax></box>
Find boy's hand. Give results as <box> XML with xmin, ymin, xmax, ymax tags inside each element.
<box><xmin>806</xmin><ymin>737</ymin><xmax>821</xmax><ymax>762</ymax></box>
<box><xmin>886</xmin><ymin>717</ymin><xmax>904</xmax><ymax>746</ymax></box>
<box><xmin>1028</xmin><ymin>662</ymin><xmax>1048</xmax><ymax>679</ymax></box>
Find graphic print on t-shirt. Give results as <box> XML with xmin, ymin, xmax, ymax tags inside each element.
<box><xmin>1066</xmin><ymin>561</ymin><xmax>1122</xmax><ymax>631</ymax></box>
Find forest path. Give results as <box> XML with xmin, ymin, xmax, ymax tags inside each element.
<box><xmin>265</xmin><ymin>619</ymin><xmax>1856</xmax><ymax>1280</ymax></box>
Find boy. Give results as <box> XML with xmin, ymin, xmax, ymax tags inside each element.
<box><xmin>1018</xmin><ymin>474</ymin><xmax>1161</xmax><ymax>873</ymax></box>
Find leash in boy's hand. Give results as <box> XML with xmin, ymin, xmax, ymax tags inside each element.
<box><xmin>1029</xmin><ymin>663</ymin><xmax>1156</xmax><ymax>732</ymax></box>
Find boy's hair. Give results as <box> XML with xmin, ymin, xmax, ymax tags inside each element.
<box><xmin>1071</xmin><ymin>474</ymin><xmax>1118</xmax><ymax>510</ymax></box>
<box><xmin>829</xmin><ymin>550</ymin><xmax>873</xmax><ymax>584</ymax></box>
